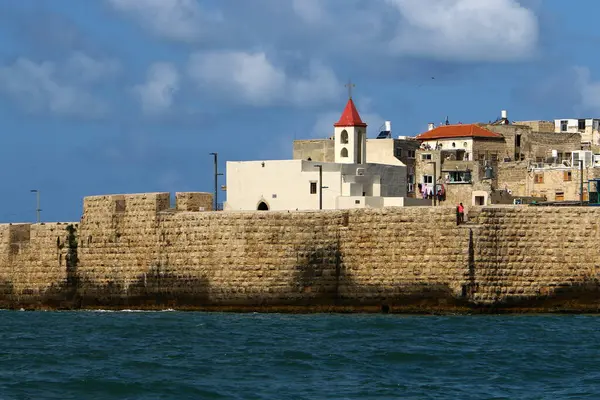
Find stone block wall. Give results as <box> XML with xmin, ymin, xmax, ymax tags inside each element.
<box><xmin>293</xmin><ymin>139</ymin><xmax>335</xmax><ymax>162</ymax></box>
<box><xmin>176</xmin><ymin>192</ymin><xmax>213</xmax><ymax>212</ymax></box>
<box><xmin>496</xmin><ymin>162</ymin><xmax>529</xmax><ymax>196</ymax></box>
<box><xmin>3</xmin><ymin>191</ymin><xmax>600</xmax><ymax>312</ymax></box>
<box><xmin>0</xmin><ymin>222</ymin><xmax>78</xmax><ymax>306</ymax></box>
<box><xmin>470</xmin><ymin>206</ymin><xmax>600</xmax><ymax>309</ymax></box>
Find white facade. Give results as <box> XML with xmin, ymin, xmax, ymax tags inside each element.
<box><xmin>224</xmin><ymin>160</ymin><xmax>409</xmax><ymax>211</ymax></box>
<box><xmin>335</xmin><ymin>125</ymin><xmax>366</xmax><ymax>164</ymax></box>
<box><xmin>554</xmin><ymin>118</ymin><xmax>600</xmax><ymax>146</ymax></box>
<box><xmin>420</xmin><ymin>138</ymin><xmax>474</xmax><ymax>160</ymax></box>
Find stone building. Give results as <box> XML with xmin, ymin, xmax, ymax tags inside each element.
<box><xmin>414</xmin><ymin>124</ymin><xmax>505</xmax><ymax>206</ymax></box>
<box><xmin>553</xmin><ymin>118</ymin><xmax>600</xmax><ymax>148</ymax></box>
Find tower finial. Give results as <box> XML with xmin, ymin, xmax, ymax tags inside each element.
<box><xmin>345</xmin><ymin>79</ymin><xmax>355</xmax><ymax>100</ymax></box>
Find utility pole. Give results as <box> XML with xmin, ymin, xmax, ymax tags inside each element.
<box><xmin>209</xmin><ymin>153</ymin><xmax>223</xmax><ymax>211</ymax></box>
<box><xmin>30</xmin><ymin>189</ymin><xmax>41</xmax><ymax>223</ymax></box>
<box><xmin>428</xmin><ymin>161</ymin><xmax>437</xmax><ymax>206</ymax></box>
<box><xmin>579</xmin><ymin>159</ymin><xmax>584</xmax><ymax>205</ymax></box>
<box><xmin>314</xmin><ymin>164</ymin><xmax>323</xmax><ymax>210</ymax></box>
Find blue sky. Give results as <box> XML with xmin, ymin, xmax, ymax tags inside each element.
<box><xmin>1</xmin><ymin>0</ymin><xmax>600</xmax><ymax>222</ymax></box>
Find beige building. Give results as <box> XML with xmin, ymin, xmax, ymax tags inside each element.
<box><xmin>554</xmin><ymin>118</ymin><xmax>600</xmax><ymax>148</ymax></box>
<box><xmin>414</xmin><ymin>123</ymin><xmax>505</xmax><ymax>206</ymax></box>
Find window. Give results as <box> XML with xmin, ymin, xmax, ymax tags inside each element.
<box><xmin>355</xmin><ymin>200</ymin><xmax>361</xmax><ymax>204</ymax></box>
<box><xmin>310</xmin><ymin>182</ymin><xmax>317</xmax><ymax>194</ymax></box>
<box><xmin>340</xmin><ymin>148</ymin><xmax>348</xmax><ymax>158</ymax></box>
<box><xmin>423</xmin><ymin>175</ymin><xmax>433</xmax><ymax>184</ymax></box>
<box><xmin>555</xmin><ymin>192</ymin><xmax>565</xmax><ymax>201</ymax></box>
<box><xmin>408</xmin><ymin>183</ymin><xmax>415</xmax><ymax>192</ymax></box>
<box><xmin>408</xmin><ymin>174</ymin><xmax>415</xmax><ymax>184</ymax></box>
<box><xmin>534</xmin><ymin>173</ymin><xmax>544</xmax><ymax>184</ymax></box>
<box><xmin>421</xmin><ymin>153</ymin><xmax>432</xmax><ymax>160</ymax></box>
<box><xmin>452</xmin><ymin>142</ymin><xmax>456</xmax><ymax>148</ymax></box>
<box><xmin>394</xmin><ymin>148</ymin><xmax>402</xmax><ymax>158</ymax></box>
<box><xmin>407</xmin><ymin>150</ymin><xmax>416</xmax><ymax>159</ymax></box>
<box><xmin>578</xmin><ymin>119</ymin><xmax>586</xmax><ymax>130</ymax></box>
<box><xmin>340</xmin><ymin>130</ymin><xmax>349</xmax><ymax>144</ymax></box>
<box><xmin>446</xmin><ymin>171</ymin><xmax>472</xmax><ymax>183</ymax></box>
<box><xmin>560</xmin><ymin>120</ymin><xmax>568</xmax><ymax>132</ymax></box>
<box><xmin>564</xmin><ymin>171</ymin><xmax>572</xmax><ymax>182</ymax></box>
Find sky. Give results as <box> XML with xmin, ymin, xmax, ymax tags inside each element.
<box><xmin>1</xmin><ymin>0</ymin><xmax>600</xmax><ymax>222</ymax></box>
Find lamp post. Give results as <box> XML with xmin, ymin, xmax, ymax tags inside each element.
<box><xmin>427</xmin><ymin>161</ymin><xmax>437</xmax><ymax>206</ymax></box>
<box><xmin>30</xmin><ymin>189</ymin><xmax>41</xmax><ymax>223</ymax></box>
<box><xmin>209</xmin><ymin>153</ymin><xmax>224</xmax><ymax>211</ymax></box>
<box><xmin>314</xmin><ymin>164</ymin><xmax>323</xmax><ymax>210</ymax></box>
<box><xmin>578</xmin><ymin>159</ymin><xmax>584</xmax><ymax>205</ymax></box>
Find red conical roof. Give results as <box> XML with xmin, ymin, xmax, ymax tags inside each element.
<box><xmin>334</xmin><ymin>99</ymin><xmax>367</xmax><ymax>127</ymax></box>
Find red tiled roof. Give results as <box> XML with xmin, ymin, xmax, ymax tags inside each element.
<box><xmin>416</xmin><ymin>124</ymin><xmax>503</xmax><ymax>140</ymax></box>
<box><xmin>334</xmin><ymin>99</ymin><xmax>367</xmax><ymax>127</ymax></box>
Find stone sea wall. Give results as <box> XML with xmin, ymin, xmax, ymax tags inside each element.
<box><xmin>1</xmin><ymin>191</ymin><xmax>600</xmax><ymax>313</ymax></box>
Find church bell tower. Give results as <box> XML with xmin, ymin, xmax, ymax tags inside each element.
<box><xmin>334</xmin><ymin>81</ymin><xmax>367</xmax><ymax>164</ymax></box>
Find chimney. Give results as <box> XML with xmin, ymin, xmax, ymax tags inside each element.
<box><xmin>384</xmin><ymin>121</ymin><xmax>391</xmax><ymax>132</ymax></box>
<box><xmin>501</xmin><ymin>110</ymin><xmax>508</xmax><ymax>120</ymax></box>
<box><xmin>427</xmin><ymin>123</ymin><xmax>435</xmax><ymax>131</ymax></box>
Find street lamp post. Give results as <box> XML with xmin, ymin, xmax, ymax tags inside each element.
<box><xmin>30</xmin><ymin>189</ymin><xmax>41</xmax><ymax>223</ymax></box>
<box><xmin>209</xmin><ymin>153</ymin><xmax>224</xmax><ymax>211</ymax></box>
<box><xmin>314</xmin><ymin>164</ymin><xmax>323</xmax><ymax>210</ymax></box>
<box><xmin>578</xmin><ymin>159</ymin><xmax>584</xmax><ymax>205</ymax></box>
<box><xmin>428</xmin><ymin>161</ymin><xmax>437</xmax><ymax>206</ymax></box>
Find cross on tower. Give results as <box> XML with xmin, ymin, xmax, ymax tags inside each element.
<box><xmin>345</xmin><ymin>79</ymin><xmax>355</xmax><ymax>99</ymax></box>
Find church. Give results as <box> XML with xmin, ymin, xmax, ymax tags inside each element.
<box><xmin>224</xmin><ymin>97</ymin><xmax>426</xmax><ymax>211</ymax></box>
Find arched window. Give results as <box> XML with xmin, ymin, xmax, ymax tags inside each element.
<box><xmin>257</xmin><ymin>201</ymin><xmax>269</xmax><ymax>211</ymax></box>
<box><xmin>340</xmin><ymin>147</ymin><xmax>349</xmax><ymax>158</ymax></box>
<box><xmin>340</xmin><ymin>130</ymin><xmax>349</xmax><ymax>144</ymax></box>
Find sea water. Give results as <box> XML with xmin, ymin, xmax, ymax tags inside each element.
<box><xmin>0</xmin><ymin>311</ymin><xmax>598</xmax><ymax>399</ymax></box>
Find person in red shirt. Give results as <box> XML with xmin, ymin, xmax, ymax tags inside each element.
<box><xmin>457</xmin><ymin>203</ymin><xmax>465</xmax><ymax>224</ymax></box>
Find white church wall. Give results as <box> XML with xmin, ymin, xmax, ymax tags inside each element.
<box><xmin>225</xmin><ymin>160</ymin><xmax>343</xmax><ymax>211</ymax></box>
<box><xmin>336</xmin><ymin>196</ymin><xmax>384</xmax><ymax>209</ymax></box>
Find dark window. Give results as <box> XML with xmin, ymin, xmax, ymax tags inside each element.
<box><xmin>515</xmin><ymin>134</ymin><xmax>521</xmax><ymax>147</ymax></box>
<box><xmin>310</xmin><ymin>182</ymin><xmax>317</xmax><ymax>194</ymax></box>
<box><xmin>421</xmin><ymin>153</ymin><xmax>432</xmax><ymax>160</ymax></box>
<box><xmin>408</xmin><ymin>150</ymin><xmax>416</xmax><ymax>158</ymax></box>
<box><xmin>578</xmin><ymin>119</ymin><xmax>586</xmax><ymax>130</ymax></box>
<box><xmin>560</xmin><ymin>120</ymin><xmax>568</xmax><ymax>132</ymax></box>
<box><xmin>564</xmin><ymin>171</ymin><xmax>572</xmax><ymax>181</ymax></box>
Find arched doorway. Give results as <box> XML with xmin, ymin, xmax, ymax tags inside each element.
<box><xmin>257</xmin><ymin>201</ymin><xmax>269</xmax><ymax>211</ymax></box>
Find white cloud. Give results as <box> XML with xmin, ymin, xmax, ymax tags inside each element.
<box><xmin>187</xmin><ymin>51</ymin><xmax>341</xmax><ymax>107</ymax></box>
<box><xmin>385</xmin><ymin>0</ymin><xmax>538</xmax><ymax>62</ymax></box>
<box><xmin>107</xmin><ymin>0</ymin><xmax>220</xmax><ymax>42</ymax></box>
<box><xmin>292</xmin><ymin>0</ymin><xmax>324</xmax><ymax>23</ymax></box>
<box><xmin>0</xmin><ymin>54</ymin><xmax>117</xmax><ymax>117</ymax></box>
<box><xmin>133</xmin><ymin>62</ymin><xmax>179</xmax><ymax>115</ymax></box>
<box><xmin>574</xmin><ymin>67</ymin><xmax>600</xmax><ymax>112</ymax></box>
<box><xmin>64</xmin><ymin>52</ymin><xmax>120</xmax><ymax>83</ymax></box>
